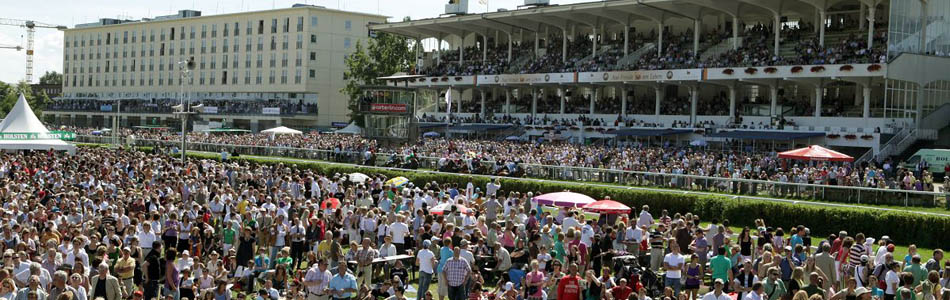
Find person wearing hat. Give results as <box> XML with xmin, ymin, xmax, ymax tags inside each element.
<box><xmin>114</xmin><ymin>247</ymin><xmax>136</xmax><ymax>297</ymax></box>
<box><xmin>415</xmin><ymin>240</ymin><xmax>437</xmax><ymax>300</ymax></box>
<box><xmin>702</xmin><ymin>279</ymin><xmax>731</xmax><ymax>300</ymax></box>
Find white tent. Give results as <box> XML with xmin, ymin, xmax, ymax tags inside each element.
<box><xmin>334</xmin><ymin>122</ymin><xmax>363</xmax><ymax>135</ymax></box>
<box><xmin>0</xmin><ymin>94</ymin><xmax>76</xmax><ymax>154</ymax></box>
<box><xmin>261</xmin><ymin>126</ymin><xmax>303</xmax><ymax>135</ymax></box>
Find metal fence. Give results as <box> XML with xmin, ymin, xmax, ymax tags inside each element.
<box><xmin>76</xmin><ymin>135</ymin><xmax>948</xmax><ymax>208</ymax></box>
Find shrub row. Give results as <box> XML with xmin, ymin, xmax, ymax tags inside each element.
<box><xmin>183</xmin><ymin>151</ymin><xmax>950</xmax><ymax>249</ymax></box>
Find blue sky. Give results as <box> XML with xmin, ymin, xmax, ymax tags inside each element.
<box><xmin>0</xmin><ymin>0</ymin><xmax>588</xmax><ymax>84</ymax></box>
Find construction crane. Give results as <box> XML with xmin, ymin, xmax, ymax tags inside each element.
<box><xmin>0</xmin><ymin>44</ymin><xmax>23</xmax><ymax>51</ymax></box>
<box><xmin>0</xmin><ymin>18</ymin><xmax>67</xmax><ymax>83</ymax></box>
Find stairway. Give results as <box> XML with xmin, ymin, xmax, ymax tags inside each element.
<box><xmin>700</xmin><ymin>37</ymin><xmax>743</xmax><ymax>61</ymax></box>
<box><xmin>574</xmin><ymin>45</ymin><xmax>615</xmax><ymax>66</ymax></box>
<box><xmin>616</xmin><ymin>43</ymin><xmax>655</xmax><ymax>68</ymax></box>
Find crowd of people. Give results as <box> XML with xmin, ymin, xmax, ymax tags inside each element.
<box><xmin>66</xmin><ymin>126</ymin><xmax>945</xmax><ymax>193</ymax></box>
<box><xmin>413</xmin><ymin>22</ymin><xmax>887</xmax><ymax>77</ymax></box>
<box><xmin>48</xmin><ymin>100</ymin><xmax>317</xmax><ymax>116</ymax></box>
<box><xmin>0</xmin><ymin>145</ymin><xmax>947</xmax><ymax>300</ymax></box>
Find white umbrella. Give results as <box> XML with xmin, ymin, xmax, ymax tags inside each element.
<box><xmin>348</xmin><ymin>173</ymin><xmax>370</xmax><ymax>183</ymax></box>
<box><xmin>261</xmin><ymin>126</ymin><xmax>302</xmax><ymax>135</ymax></box>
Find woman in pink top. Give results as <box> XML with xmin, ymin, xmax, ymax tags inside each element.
<box><xmin>526</xmin><ymin>260</ymin><xmax>547</xmax><ymax>300</ymax></box>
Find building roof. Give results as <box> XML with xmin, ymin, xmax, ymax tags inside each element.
<box><xmin>370</xmin><ymin>0</ymin><xmax>831</xmax><ymax>39</ymax></box>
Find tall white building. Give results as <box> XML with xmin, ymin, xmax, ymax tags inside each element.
<box><xmin>52</xmin><ymin>4</ymin><xmax>386</xmax><ymax>130</ymax></box>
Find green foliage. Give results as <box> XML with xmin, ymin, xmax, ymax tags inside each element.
<box><xmin>39</xmin><ymin>71</ymin><xmax>63</xmax><ymax>85</ymax></box>
<box><xmin>341</xmin><ymin>32</ymin><xmax>416</xmax><ymax>126</ymax></box>
<box><xmin>175</xmin><ymin>151</ymin><xmax>950</xmax><ymax>249</ymax></box>
<box><xmin>0</xmin><ymin>81</ymin><xmax>49</xmax><ymax>118</ymax></box>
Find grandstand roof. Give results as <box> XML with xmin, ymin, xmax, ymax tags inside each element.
<box><xmin>370</xmin><ymin>0</ymin><xmax>828</xmax><ymax>39</ymax></box>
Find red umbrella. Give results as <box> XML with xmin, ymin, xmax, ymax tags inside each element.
<box><xmin>321</xmin><ymin>198</ymin><xmax>340</xmax><ymax>210</ymax></box>
<box><xmin>778</xmin><ymin>145</ymin><xmax>854</xmax><ymax>162</ymax></box>
<box><xmin>429</xmin><ymin>203</ymin><xmax>472</xmax><ymax>215</ymax></box>
<box><xmin>582</xmin><ymin>200</ymin><xmax>631</xmax><ymax>214</ymax></box>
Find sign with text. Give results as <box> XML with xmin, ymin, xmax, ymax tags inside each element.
<box><xmin>262</xmin><ymin>107</ymin><xmax>281</xmax><ymax>115</ymax></box>
<box><xmin>0</xmin><ymin>131</ymin><xmax>76</xmax><ymax>141</ymax></box>
<box><xmin>99</xmin><ymin>105</ymin><xmax>113</xmax><ymax>112</ymax></box>
<box><xmin>370</xmin><ymin>103</ymin><xmax>409</xmax><ymax>113</ymax></box>
<box><xmin>577</xmin><ymin>69</ymin><xmax>703</xmax><ymax>83</ymax></box>
<box><xmin>476</xmin><ymin>73</ymin><xmax>576</xmax><ymax>85</ymax></box>
<box><xmin>203</xmin><ymin>106</ymin><xmax>219</xmax><ymax>114</ymax></box>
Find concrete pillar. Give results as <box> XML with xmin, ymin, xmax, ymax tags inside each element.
<box><xmin>482</xmin><ymin>34</ymin><xmax>488</xmax><ymax>62</ymax></box>
<box><xmin>457</xmin><ymin>88</ymin><xmax>462</xmax><ymax>115</ymax></box>
<box><xmin>592</xmin><ymin>27</ymin><xmax>598</xmax><ymax>57</ymax></box>
<box><xmin>505</xmin><ymin>89</ymin><xmax>511</xmax><ymax>114</ymax></box>
<box><xmin>863</xmin><ymin>85</ymin><xmax>871</xmax><ymax>119</ymax></box>
<box><xmin>773</xmin><ymin>14</ymin><xmax>781</xmax><ymax>56</ymax></box>
<box><xmin>275</xmin><ymin>118</ymin><xmax>282</xmax><ymax>126</ymax></box>
<box><xmin>690</xmin><ymin>86</ymin><xmax>699</xmax><ymax>125</ymax></box>
<box><xmin>867</xmin><ymin>4</ymin><xmax>876</xmax><ymax>50</ymax></box>
<box><xmin>729</xmin><ymin>85</ymin><xmax>737</xmax><ymax>120</ymax></box>
<box><xmin>624</xmin><ymin>25</ymin><xmax>630</xmax><ymax>56</ymax></box>
<box><xmin>507</xmin><ymin>32</ymin><xmax>513</xmax><ymax>62</ymax></box>
<box><xmin>814</xmin><ymin>86</ymin><xmax>823</xmax><ymax>117</ymax></box>
<box><xmin>770</xmin><ymin>84</ymin><xmax>779</xmax><ymax>116</ymax></box>
<box><xmin>250</xmin><ymin>119</ymin><xmax>260</xmax><ymax>132</ymax></box>
<box><xmin>732</xmin><ymin>16</ymin><xmax>739</xmax><ymax>50</ymax></box>
<box><xmin>459</xmin><ymin>34</ymin><xmax>465</xmax><ymax>64</ymax></box>
<box><xmin>591</xmin><ymin>87</ymin><xmax>597</xmax><ymax>114</ymax></box>
<box><xmin>655</xmin><ymin>85</ymin><xmax>664</xmax><ymax>116</ymax></box>
<box><xmin>920</xmin><ymin>0</ymin><xmax>929</xmax><ymax>52</ymax></box>
<box><xmin>657</xmin><ymin>22</ymin><xmax>664</xmax><ymax>56</ymax></box>
<box><xmin>437</xmin><ymin>37</ymin><xmax>443</xmax><ymax>64</ymax></box>
<box><xmin>859</xmin><ymin>4</ymin><xmax>867</xmax><ymax>30</ymax></box>
<box><xmin>693</xmin><ymin>19</ymin><xmax>701</xmax><ymax>58</ymax></box>
<box><xmin>480</xmin><ymin>89</ymin><xmax>486</xmax><ymax>116</ymax></box>
<box><xmin>621</xmin><ymin>86</ymin><xmax>628</xmax><ymax>118</ymax></box>
<box><xmin>562</xmin><ymin>29</ymin><xmax>568</xmax><ymax>63</ymax></box>
<box><xmin>819</xmin><ymin>10</ymin><xmax>827</xmax><ymax>47</ymax></box>
<box><xmin>532</xmin><ymin>88</ymin><xmax>538</xmax><ymax>118</ymax></box>
<box><xmin>559</xmin><ymin>88</ymin><xmax>566</xmax><ymax>114</ymax></box>
<box><xmin>915</xmin><ymin>84</ymin><xmax>924</xmax><ymax>129</ymax></box>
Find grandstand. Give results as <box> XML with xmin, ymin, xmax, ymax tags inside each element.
<box><xmin>369</xmin><ymin>0</ymin><xmax>950</xmax><ymax>162</ymax></box>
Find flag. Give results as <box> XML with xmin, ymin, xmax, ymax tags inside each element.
<box><xmin>478</xmin><ymin>0</ymin><xmax>487</xmax><ymax>5</ymax></box>
<box><xmin>446</xmin><ymin>88</ymin><xmax>453</xmax><ymax>115</ymax></box>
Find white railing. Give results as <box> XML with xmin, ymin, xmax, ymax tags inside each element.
<box><xmin>616</xmin><ymin>43</ymin><xmax>655</xmax><ymax>67</ymax></box>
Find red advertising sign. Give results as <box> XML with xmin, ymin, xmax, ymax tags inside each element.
<box><xmin>370</xmin><ymin>103</ymin><xmax>408</xmax><ymax>113</ymax></box>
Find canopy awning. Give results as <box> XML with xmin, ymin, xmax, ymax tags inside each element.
<box><xmin>261</xmin><ymin>126</ymin><xmax>303</xmax><ymax>135</ymax></box>
<box><xmin>706</xmin><ymin>130</ymin><xmax>825</xmax><ymax>141</ymax></box>
<box><xmin>532</xmin><ymin>192</ymin><xmax>596</xmax><ymax>208</ymax></box>
<box><xmin>778</xmin><ymin>145</ymin><xmax>854</xmax><ymax>162</ymax></box>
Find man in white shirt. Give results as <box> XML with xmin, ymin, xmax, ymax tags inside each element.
<box><xmin>137</xmin><ymin>223</ymin><xmax>157</xmax><ymax>258</ymax></box>
<box><xmin>561</xmin><ymin>211</ymin><xmax>580</xmax><ymax>232</ymax></box>
<box><xmin>637</xmin><ymin>206</ymin><xmax>653</xmax><ymax>229</ymax></box>
<box><xmin>625</xmin><ymin>224</ymin><xmax>643</xmax><ymax>256</ymax></box>
<box><xmin>663</xmin><ymin>242</ymin><xmax>685</xmax><ymax>297</ymax></box>
<box><xmin>580</xmin><ymin>220</ymin><xmax>594</xmax><ymax>247</ymax></box>
<box><xmin>743</xmin><ymin>282</ymin><xmax>765</xmax><ymax>300</ymax></box>
<box><xmin>702</xmin><ymin>279</ymin><xmax>731</xmax><ymax>300</ymax></box>
<box><xmin>416</xmin><ymin>240</ymin><xmax>437</xmax><ymax>300</ymax></box>
<box><xmin>389</xmin><ymin>216</ymin><xmax>409</xmax><ymax>254</ymax></box>
<box><xmin>458</xmin><ymin>240</ymin><xmax>475</xmax><ymax>265</ymax></box>
<box><xmin>485</xmin><ymin>179</ymin><xmax>501</xmax><ymax>197</ymax></box>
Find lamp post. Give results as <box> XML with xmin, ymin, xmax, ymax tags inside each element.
<box><xmin>176</xmin><ymin>57</ymin><xmax>196</xmax><ymax>160</ymax></box>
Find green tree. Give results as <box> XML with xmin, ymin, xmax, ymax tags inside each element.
<box><xmin>39</xmin><ymin>71</ymin><xmax>63</xmax><ymax>85</ymax></box>
<box><xmin>0</xmin><ymin>81</ymin><xmax>50</xmax><ymax>118</ymax></box>
<box><xmin>341</xmin><ymin>32</ymin><xmax>416</xmax><ymax>126</ymax></box>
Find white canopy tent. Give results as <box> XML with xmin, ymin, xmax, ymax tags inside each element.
<box><xmin>334</xmin><ymin>122</ymin><xmax>363</xmax><ymax>135</ymax></box>
<box><xmin>261</xmin><ymin>126</ymin><xmax>303</xmax><ymax>135</ymax></box>
<box><xmin>0</xmin><ymin>94</ymin><xmax>76</xmax><ymax>154</ymax></box>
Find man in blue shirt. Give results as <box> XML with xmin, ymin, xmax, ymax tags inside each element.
<box><xmin>329</xmin><ymin>263</ymin><xmax>358</xmax><ymax>300</ymax></box>
<box><xmin>436</xmin><ymin>239</ymin><xmax>454</xmax><ymax>300</ymax></box>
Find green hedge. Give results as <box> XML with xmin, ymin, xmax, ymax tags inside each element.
<box><xmin>180</xmin><ymin>151</ymin><xmax>950</xmax><ymax>249</ymax></box>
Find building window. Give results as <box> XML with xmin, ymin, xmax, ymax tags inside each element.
<box><xmin>297</xmin><ymin>16</ymin><xmax>304</xmax><ymax>32</ymax></box>
<box><xmin>344</xmin><ymin>37</ymin><xmax>351</xmax><ymax>49</ymax></box>
<box><xmin>271</xmin><ymin>19</ymin><xmax>278</xmax><ymax>33</ymax></box>
<box><xmin>311</xmin><ymin>16</ymin><xmax>318</xmax><ymax>27</ymax></box>
<box><xmin>311</xmin><ymin>34</ymin><xmax>317</xmax><ymax>43</ymax></box>
<box><xmin>310</xmin><ymin>52</ymin><xmax>316</xmax><ymax>60</ymax></box>
<box><xmin>345</xmin><ymin>20</ymin><xmax>351</xmax><ymax>31</ymax></box>
<box><xmin>309</xmin><ymin>69</ymin><xmax>315</xmax><ymax>78</ymax></box>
